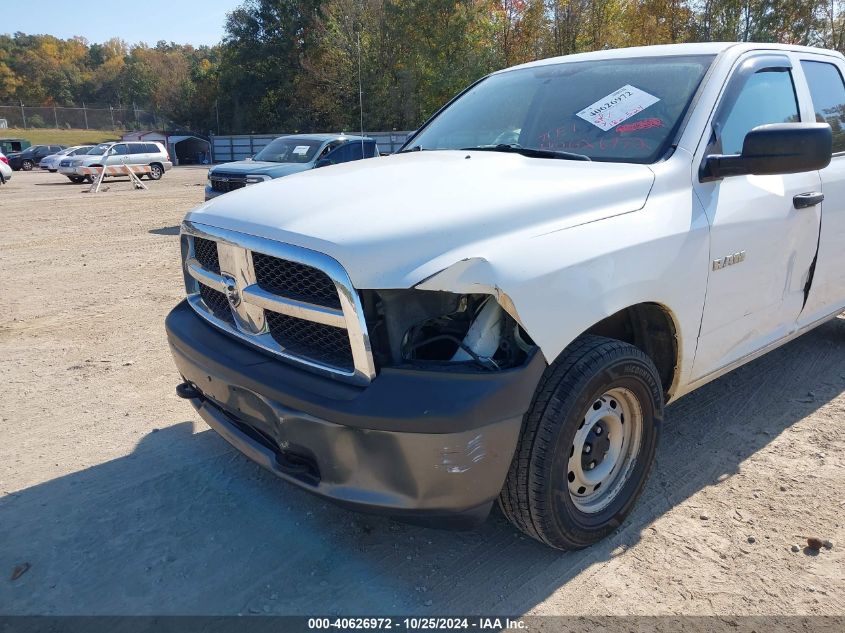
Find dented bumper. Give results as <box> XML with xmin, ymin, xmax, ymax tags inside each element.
<box><xmin>165</xmin><ymin>300</ymin><xmax>545</xmax><ymax>527</ymax></box>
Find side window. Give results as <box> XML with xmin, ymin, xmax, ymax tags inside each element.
<box><xmin>326</xmin><ymin>143</ymin><xmax>363</xmax><ymax>164</ymax></box>
<box><xmin>718</xmin><ymin>69</ymin><xmax>799</xmax><ymax>155</ymax></box>
<box><xmin>145</xmin><ymin>143</ymin><xmax>160</xmax><ymax>154</ymax></box>
<box><xmin>129</xmin><ymin>143</ymin><xmax>146</xmax><ymax>154</ymax></box>
<box><xmin>111</xmin><ymin>144</ymin><xmax>128</xmax><ymax>155</ymax></box>
<box><xmin>801</xmin><ymin>60</ymin><xmax>845</xmax><ymax>153</ymax></box>
<box><xmin>318</xmin><ymin>141</ymin><xmax>342</xmax><ymax>160</ymax></box>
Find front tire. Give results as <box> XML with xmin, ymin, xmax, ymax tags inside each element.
<box><xmin>21</xmin><ymin>160</ymin><xmax>33</xmax><ymax>171</ymax></box>
<box><xmin>148</xmin><ymin>163</ymin><xmax>163</xmax><ymax>180</ymax></box>
<box><xmin>67</xmin><ymin>176</ymin><xmax>85</xmax><ymax>184</ymax></box>
<box><xmin>499</xmin><ymin>335</ymin><xmax>663</xmax><ymax>550</ymax></box>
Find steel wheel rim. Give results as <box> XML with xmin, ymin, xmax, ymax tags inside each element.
<box><xmin>567</xmin><ymin>387</ymin><xmax>643</xmax><ymax>514</ymax></box>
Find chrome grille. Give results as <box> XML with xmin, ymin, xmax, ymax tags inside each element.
<box><xmin>198</xmin><ymin>283</ymin><xmax>234</xmax><ymax>325</ymax></box>
<box><xmin>180</xmin><ymin>221</ymin><xmax>375</xmax><ymax>384</ymax></box>
<box><xmin>253</xmin><ymin>252</ymin><xmax>341</xmax><ymax>309</ymax></box>
<box><xmin>193</xmin><ymin>237</ymin><xmax>220</xmax><ymax>274</ymax></box>
<box><xmin>266</xmin><ymin>312</ymin><xmax>353</xmax><ymax>369</ymax></box>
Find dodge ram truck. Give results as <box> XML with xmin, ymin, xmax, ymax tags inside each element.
<box><xmin>166</xmin><ymin>42</ymin><xmax>843</xmax><ymax>550</ymax></box>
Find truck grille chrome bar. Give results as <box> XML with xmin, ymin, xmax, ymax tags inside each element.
<box><xmin>180</xmin><ymin>221</ymin><xmax>376</xmax><ymax>384</ymax></box>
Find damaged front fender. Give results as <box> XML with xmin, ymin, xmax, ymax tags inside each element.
<box><xmin>414</xmin><ymin>257</ymin><xmax>527</xmax><ymax>329</ymax></box>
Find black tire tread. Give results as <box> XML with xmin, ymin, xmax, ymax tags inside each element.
<box><xmin>499</xmin><ymin>334</ymin><xmax>661</xmax><ymax>549</ymax></box>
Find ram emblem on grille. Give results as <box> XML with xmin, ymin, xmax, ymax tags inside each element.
<box><xmin>223</xmin><ymin>276</ymin><xmax>241</xmax><ymax>308</ymax></box>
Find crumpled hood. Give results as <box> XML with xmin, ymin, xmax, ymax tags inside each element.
<box><xmin>186</xmin><ymin>151</ymin><xmax>655</xmax><ymax>288</ymax></box>
<box><xmin>210</xmin><ymin>160</ymin><xmax>312</xmax><ymax>178</ymax></box>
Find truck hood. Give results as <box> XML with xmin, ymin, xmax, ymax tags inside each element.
<box><xmin>186</xmin><ymin>151</ymin><xmax>655</xmax><ymax>288</ymax></box>
<box><xmin>210</xmin><ymin>160</ymin><xmax>312</xmax><ymax>177</ymax></box>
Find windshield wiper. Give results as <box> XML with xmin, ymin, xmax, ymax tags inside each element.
<box><xmin>460</xmin><ymin>143</ymin><xmax>591</xmax><ymax>161</ymax></box>
<box><xmin>398</xmin><ymin>145</ymin><xmax>425</xmax><ymax>153</ymax></box>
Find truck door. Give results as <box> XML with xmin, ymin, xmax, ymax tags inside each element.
<box><xmin>691</xmin><ymin>54</ymin><xmax>823</xmax><ymax>380</ymax></box>
<box><xmin>796</xmin><ymin>57</ymin><xmax>845</xmax><ymax>323</ymax></box>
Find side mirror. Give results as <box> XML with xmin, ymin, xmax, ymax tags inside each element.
<box><xmin>315</xmin><ymin>158</ymin><xmax>333</xmax><ymax>168</ymax></box>
<box><xmin>701</xmin><ymin>123</ymin><xmax>832</xmax><ymax>181</ymax></box>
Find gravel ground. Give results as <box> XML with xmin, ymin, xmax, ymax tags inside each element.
<box><xmin>0</xmin><ymin>168</ymin><xmax>843</xmax><ymax>616</ymax></box>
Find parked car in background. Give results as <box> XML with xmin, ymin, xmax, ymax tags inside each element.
<box><xmin>8</xmin><ymin>145</ymin><xmax>66</xmax><ymax>171</ymax></box>
<box><xmin>205</xmin><ymin>134</ymin><xmax>379</xmax><ymax>200</ymax></box>
<box><xmin>59</xmin><ymin>141</ymin><xmax>172</xmax><ymax>183</ymax></box>
<box><xmin>39</xmin><ymin>145</ymin><xmax>94</xmax><ymax>172</ymax></box>
<box><xmin>0</xmin><ymin>138</ymin><xmax>30</xmax><ymax>155</ymax></box>
<box><xmin>0</xmin><ymin>152</ymin><xmax>11</xmax><ymax>184</ymax></box>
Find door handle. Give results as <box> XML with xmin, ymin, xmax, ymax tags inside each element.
<box><xmin>793</xmin><ymin>192</ymin><xmax>824</xmax><ymax>209</ymax></box>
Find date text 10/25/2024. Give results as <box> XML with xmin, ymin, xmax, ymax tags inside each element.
<box><xmin>306</xmin><ymin>617</ymin><xmax>527</xmax><ymax>630</ymax></box>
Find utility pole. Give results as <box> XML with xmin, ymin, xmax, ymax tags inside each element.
<box><xmin>215</xmin><ymin>98</ymin><xmax>220</xmax><ymax>135</ymax></box>
<box><xmin>109</xmin><ymin>105</ymin><xmax>115</xmax><ymax>129</ymax></box>
<box><xmin>53</xmin><ymin>105</ymin><xmax>59</xmax><ymax>129</ymax></box>
<box><xmin>82</xmin><ymin>102</ymin><xmax>89</xmax><ymax>130</ymax></box>
<box><xmin>20</xmin><ymin>100</ymin><xmax>26</xmax><ymax>129</ymax></box>
<box><xmin>357</xmin><ymin>32</ymin><xmax>365</xmax><ymax>157</ymax></box>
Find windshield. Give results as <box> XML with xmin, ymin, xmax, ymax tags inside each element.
<box><xmin>253</xmin><ymin>138</ymin><xmax>323</xmax><ymax>163</ymax></box>
<box><xmin>409</xmin><ymin>55</ymin><xmax>714</xmax><ymax>163</ymax></box>
<box><xmin>87</xmin><ymin>143</ymin><xmax>112</xmax><ymax>155</ymax></box>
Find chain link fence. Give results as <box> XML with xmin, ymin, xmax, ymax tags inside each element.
<box><xmin>0</xmin><ymin>104</ymin><xmax>167</xmax><ymax>131</ymax></box>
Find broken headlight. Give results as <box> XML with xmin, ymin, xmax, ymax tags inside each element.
<box><xmin>360</xmin><ymin>290</ymin><xmax>536</xmax><ymax>371</ymax></box>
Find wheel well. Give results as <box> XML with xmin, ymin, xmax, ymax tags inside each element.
<box><xmin>585</xmin><ymin>303</ymin><xmax>678</xmax><ymax>399</ymax></box>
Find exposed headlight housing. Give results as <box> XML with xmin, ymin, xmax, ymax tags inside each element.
<box><xmin>360</xmin><ymin>289</ymin><xmax>536</xmax><ymax>372</ymax></box>
<box><xmin>245</xmin><ymin>175</ymin><xmax>269</xmax><ymax>185</ymax></box>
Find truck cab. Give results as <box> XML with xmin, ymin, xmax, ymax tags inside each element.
<box><xmin>0</xmin><ymin>138</ymin><xmax>31</xmax><ymax>155</ymax></box>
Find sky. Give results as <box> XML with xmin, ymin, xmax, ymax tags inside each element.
<box><xmin>3</xmin><ymin>0</ymin><xmax>240</xmax><ymax>46</ymax></box>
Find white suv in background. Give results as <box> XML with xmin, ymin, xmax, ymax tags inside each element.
<box><xmin>39</xmin><ymin>145</ymin><xmax>94</xmax><ymax>172</ymax></box>
<box><xmin>59</xmin><ymin>141</ymin><xmax>173</xmax><ymax>183</ymax></box>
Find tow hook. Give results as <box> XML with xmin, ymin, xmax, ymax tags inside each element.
<box><xmin>175</xmin><ymin>382</ymin><xmax>201</xmax><ymax>399</ymax></box>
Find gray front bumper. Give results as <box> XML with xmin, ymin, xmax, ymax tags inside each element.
<box><xmin>166</xmin><ymin>300</ymin><xmax>545</xmax><ymax>526</ymax></box>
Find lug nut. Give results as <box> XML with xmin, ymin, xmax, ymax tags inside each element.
<box><xmin>595</xmin><ymin>427</ymin><xmax>603</xmax><ymax>436</ymax></box>
<box><xmin>589</xmin><ymin>461</ymin><xmax>596</xmax><ymax>470</ymax></box>
<box><xmin>584</xmin><ymin>444</ymin><xmax>591</xmax><ymax>454</ymax></box>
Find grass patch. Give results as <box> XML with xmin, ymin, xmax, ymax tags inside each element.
<box><xmin>0</xmin><ymin>128</ymin><xmax>126</xmax><ymax>146</ymax></box>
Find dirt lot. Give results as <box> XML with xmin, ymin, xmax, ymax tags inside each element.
<box><xmin>0</xmin><ymin>168</ymin><xmax>843</xmax><ymax>617</ymax></box>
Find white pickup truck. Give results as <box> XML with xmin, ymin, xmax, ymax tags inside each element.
<box><xmin>167</xmin><ymin>42</ymin><xmax>843</xmax><ymax>550</ymax></box>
